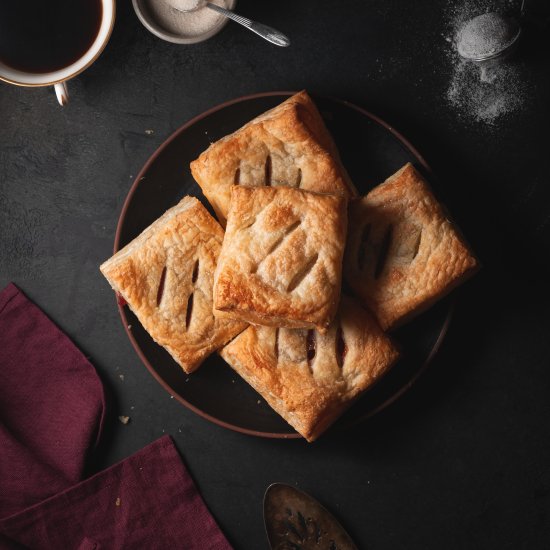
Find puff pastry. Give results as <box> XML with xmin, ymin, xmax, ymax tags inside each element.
<box><xmin>214</xmin><ymin>185</ymin><xmax>348</xmax><ymax>332</ymax></box>
<box><xmin>100</xmin><ymin>196</ymin><xmax>247</xmax><ymax>374</ymax></box>
<box><xmin>344</xmin><ymin>163</ymin><xmax>478</xmax><ymax>330</ymax></box>
<box><xmin>220</xmin><ymin>295</ymin><xmax>399</xmax><ymax>441</ymax></box>
<box><xmin>190</xmin><ymin>90</ymin><xmax>356</xmax><ymax>226</ymax></box>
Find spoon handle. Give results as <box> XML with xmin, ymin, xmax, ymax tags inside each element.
<box><xmin>205</xmin><ymin>3</ymin><xmax>290</xmax><ymax>47</ymax></box>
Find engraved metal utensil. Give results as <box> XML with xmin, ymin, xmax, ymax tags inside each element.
<box><xmin>264</xmin><ymin>483</ymin><xmax>359</xmax><ymax>550</ymax></box>
<box><xmin>170</xmin><ymin>1</ymin><xmax>290</xmax><ymax>47</ymax></box>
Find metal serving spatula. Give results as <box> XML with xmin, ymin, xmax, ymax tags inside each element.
<box><xmin>264</xmin><ymin>483</ymin><xmax>359</xmax><ymax>550</ymax></box>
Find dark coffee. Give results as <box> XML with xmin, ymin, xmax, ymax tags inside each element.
<box><xmin>0</xmin><ymin>0</ymin><xmax>103</xmax><ymax>74</ymax></box>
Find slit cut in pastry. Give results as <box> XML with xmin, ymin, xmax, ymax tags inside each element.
<box><xmin>220</xmin><ymin>295</ymin><xmax>400</xmax><ymax>442</ymax></box>
<box><xmin>213</xmin><ymin>185</ymin><xmax>348</xmax><ymax>333</ymax></box>
<box><xmin>190</xmin><ymin>90</ymin><xmax>357</xmax><ymax>226</ymax></box>
<box><xmin>344</xmin><ymin>163</ymin><xmax>479</xmax><ymax>330</ymax></box>
<box><xmin>100</xmin><ymin>196</ymin><xmax>247</xmax><ymax>374</ymax></box>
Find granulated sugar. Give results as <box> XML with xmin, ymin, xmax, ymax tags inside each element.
<box><xmin>146</xmin><ymin>0</ymin><xmax>228</xmax><ymax>37</ymax></box>
<box><xmin>168</xmin><ymin>0</ymin><xmax>200</xmax><ymax>10</ymax></box>
<box><xmin>444</xmin><ymin>0</ymin><xmax>530</xmax><ymax>125</ymax></box>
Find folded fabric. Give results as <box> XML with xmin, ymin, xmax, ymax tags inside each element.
<box><xmin>0</xmin><ymin>283</ymin><xmax>106</xmax><ymax>519</ymax></box>
<box><xmin>0</xmin><ymin>436</ymin><xmax>232</xmax><ymax>550</ymax></box>
<box><xmin>0</xmin><ymin>284</ymin><xmax>233</xmax><ymax>550</ymax></box>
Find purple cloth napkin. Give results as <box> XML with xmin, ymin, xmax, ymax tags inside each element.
<box><xmin>0</xmin><ymin>283</ymin><xmax>106</xmax><ymax>519</ymax></box>
<box><xmin>0</xmin><ymin>284</ymin><xmax>233</xmax><ymax>550</ymax></box>
<box><xmin>0</xmin><ymin>436</ymin><xmax>232</xmax><ymax>550</ymax></box>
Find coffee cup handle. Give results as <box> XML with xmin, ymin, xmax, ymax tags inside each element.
<box><xmin>54</xmin><ymin>81</ymin><xmax>69</xmax><ymax>106</ymax></box>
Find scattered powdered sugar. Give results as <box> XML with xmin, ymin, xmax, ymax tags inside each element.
<box><xmin>447</xmin><ymin>59</ymin><xmax>529</xmax><ymax>124</ymax></box>
<box><xmin>443</xmin><ymin>0</ymin><xmax>531</xmax><ymax>125</ymax></box>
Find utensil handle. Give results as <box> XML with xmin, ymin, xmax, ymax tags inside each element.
<box><xmin>205</xmin><ymin>3</ymin><xmax>290</xmax><ymax>47</ymax></box>
<box><xmin>54</xmin><ymin>81</ymin><xmax>69</xmax><ymax>106</ymax></box>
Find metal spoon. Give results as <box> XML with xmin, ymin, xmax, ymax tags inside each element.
<box><xmin>263</xmin><ymin>484</ymin><xmax>358</xmax><ymax>550</ymax></box>
<box><xmin>457</xmin><ymin>0</ymin><xmax>524</xmax><ymax>63</ymax></box>
<box><xmin>171</xmin><ymin>1</ymin><xmax>290</xmax><ymax>47</ymax></box>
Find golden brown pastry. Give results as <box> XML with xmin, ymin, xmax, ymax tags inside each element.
<box><xmin>344</xmin><ymin>163</ymin><xmax>478</xmax><ymax>330</ymax></box>
<box><xmin>190</xmin><ymin>90</ymin><xmax>356</xmax><ymax>226</ymax></box>
<box><xmin>100</xmin><ymin>196</ymin><xmax>247</xmax><ymax>374</ymax></box>
<box><xmin>220</xmin><ymin>295</ymin><xmax>399</xmax><ymax>442</ymax></box>
<box><xmin>213</xmin><ymin>185</ymin><xmax>348</xmax><ymax>333</ymax></box>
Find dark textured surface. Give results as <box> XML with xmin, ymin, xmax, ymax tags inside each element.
<box><xmin>1</xmin><ymin>1</ymin><xmax>549</xmax><ymax>549</ymax></box>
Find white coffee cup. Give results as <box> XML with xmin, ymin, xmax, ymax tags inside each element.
<box><xmin>0</xmin><ymin>0</ymin><xmax>115</xmax><ymax>106</ymax></box>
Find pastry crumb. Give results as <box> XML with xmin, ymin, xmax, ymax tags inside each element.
<box><xmin>127</xmin><ymin>324</ymin><xmax>132</xmax><ymax>330</ymax></box>
<box><xmin>119</xmin><ymin>374</ymin><xmax>124</xmax><ymax>381</ymax></box>
<box><xmin>115</xmin><ymin>497</ymin><xmax>121</xmax><ymax>506</ymax></box>
<box><xmin>118</xmin><ymin>415</ymin><xmax>130</xmax><ymax>425</ymax></box>
<box><xmin>145</xmin><ymin>129</ymin><xmax>154</xmax><ymax>135</ymax></box>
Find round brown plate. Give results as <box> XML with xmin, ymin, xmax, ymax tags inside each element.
<box><xmin>114</xmin><ymin>92</ymin><xmax>453</xmax><ymax>439</ymax></box>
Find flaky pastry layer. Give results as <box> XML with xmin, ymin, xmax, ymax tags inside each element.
<box><xmin>220</xmin><ymin>296</ymin><xmax>399</xmax><ymax>441</ymax></box>
<box><xmin>100</xmin><ymin>196</ymin><xmax>247</xmax><ymax>373</ymax></box>
<box><xmin>190</xmin><ymin>90</ymin><xmax>356</xmax><ymax>226</ymax></box>
<box><xmin>214</xmin><ymin>186</ymin><xmax>347</xmax><ymax>332</ymax></box>
<box><xmin>344</xmin><ymin>163</ymin><xmax>478</xmax><ymax>330</ymax></box>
